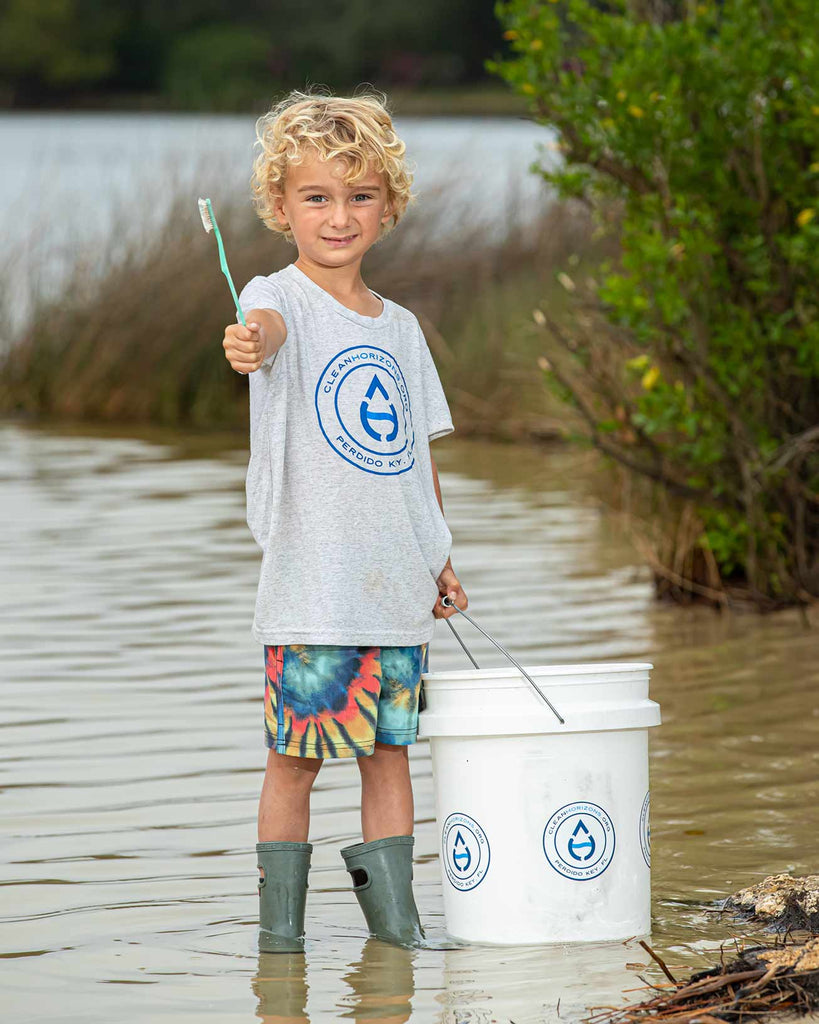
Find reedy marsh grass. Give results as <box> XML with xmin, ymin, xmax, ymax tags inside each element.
<box><xmin>0</xmin><ymin>162</ymin><xmax>593</xmax><ymax>441</ymax></box>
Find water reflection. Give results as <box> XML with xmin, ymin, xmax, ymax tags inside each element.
<box><xmin>252</xmin><ymin>941</ymin><xmax>418</xmax><ymax>1023</ymax></box>
<box><xmin>340</xmin><ymin>941</ymin><xmax>416</xmax><ymax>1022</ymax></box>
<box><xmin>253</xmin><ymin>953</ymin><xmax>309</xmax><ymax>1023</ymax></box>
<box><xmin>439</xmin><ymin>940</ymin><xmax>651</xmax><ymax>1024</ymax></box>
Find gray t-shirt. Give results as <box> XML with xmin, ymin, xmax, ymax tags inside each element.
<box><xmin>238</xmin><ymin>261</ymin><xmax>454</xmax><ymax>646</ymax></box>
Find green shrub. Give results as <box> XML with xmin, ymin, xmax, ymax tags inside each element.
<box><xmin>487</xmin><ymin>0</ymin><xmax>819</xmax><ymax>606</ymax></box>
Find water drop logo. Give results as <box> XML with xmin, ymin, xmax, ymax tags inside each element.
<box><xmin>452</xmin><ymin>830</ymin><xmax>472</xmax><ymax>873</ymax></box>
<box><xmin>442</xmin><ymin>813</ymin><xmax>490</xmax><ymax>891</ymax></box>
<box><xmin>315</xmin><ymin>345</ymin><xmax>416</xmax><ymax>476</ymax></box>
<box><xmin>360</xmin><ymin>374</ymin><xmax>398</xmax><ymax>442</ymax></box>
<box><xmin>567</xmin><ymin>818</ymin><xmax>596</xmax><ymax>862</ymax></box>
<box><xmin>543</xmin><ymin>801</ymin><xmax>616</xmax><ymax>881</ymax></box>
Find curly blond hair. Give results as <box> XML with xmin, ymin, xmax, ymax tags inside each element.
<box><xmin>250</xmin><ymin>86</ymin><xmax>417</xmax><ymax>245</ymax></box>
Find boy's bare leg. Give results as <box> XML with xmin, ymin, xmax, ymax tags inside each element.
<box><xmin>358</xmin><ymin>742</ymin><xmax>414</xmax><ymax>842</ymax></box>
<box><xmin>258</xmin><ymin>749</ymin><xmax>322</xmax><ymax>844</ymax></box>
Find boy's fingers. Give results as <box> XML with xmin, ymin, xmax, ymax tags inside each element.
<box><xmin>229</xmin><ymin>325</ymin><xmax>259</xmax><ymax>341</ymax></box>
<box><xmin>231</xmin><ymin>356</ymin><xmax>262</xmax><ymax>371</ymax></box>
<box><xmin>225</xmin><ymin>335</ymin><xmax>261</xmax><ymax>353</ymax></box>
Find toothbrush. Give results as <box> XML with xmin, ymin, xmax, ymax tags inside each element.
<box><xmin>198</xmin><ymin>197</ymin><xmax>246</xmax><ymax>327</ymax></box>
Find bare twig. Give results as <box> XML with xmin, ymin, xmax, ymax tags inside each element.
<box><xmin>638</xmin><ymin>940</ymin><xmax>679</xmax><ymax>985</ymax></box>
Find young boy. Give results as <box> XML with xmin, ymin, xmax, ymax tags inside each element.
<box><xmin>221</xmin><ymin>89</ymin><xmax>467</xmax><ymax>952</ymax></box>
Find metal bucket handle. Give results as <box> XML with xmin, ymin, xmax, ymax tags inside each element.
<box><xmin>440</xmin><ymin>596</ymin><xmax>565</xmax><ymax>725</ymax></box>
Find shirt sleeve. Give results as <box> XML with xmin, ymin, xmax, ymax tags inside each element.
<box><xmin>417</xmin><ymin>322</ymin><xmax>454</xmax><ymax>441</ymax></box>
<box><xmin>237</xmin><ymin>275</ymin><xmax>287</xmax><ymax>368</ymax></box>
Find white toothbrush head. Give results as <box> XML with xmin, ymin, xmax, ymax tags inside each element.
<box><xmin>198</xmin><ymin>197</ymin><xmax>214</xmax><ymax>233</ymax></box>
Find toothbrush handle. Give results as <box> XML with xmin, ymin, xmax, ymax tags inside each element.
<box><xmin>214</xmin><ymin>230</ymin><xmax>246</xmax><ymax>327</ymax></box>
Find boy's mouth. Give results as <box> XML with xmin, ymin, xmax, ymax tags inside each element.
<box><xmin>322</xmin><ymin>234</ymin><xmax>357</xmax><ymax>246</ymax></box>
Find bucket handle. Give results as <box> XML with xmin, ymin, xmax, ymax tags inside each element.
<box><xmin>440</xmin><ymin>596</ymin><xmax>565</xmax><ymax>725</ymax></box>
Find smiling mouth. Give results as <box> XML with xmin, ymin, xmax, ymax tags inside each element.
<box><xmin>323</xmin><ymin>234</ymin><xmax>357</xmax><ymax>242</ymax></box>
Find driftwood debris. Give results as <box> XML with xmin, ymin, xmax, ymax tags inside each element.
<box><xmin>584</xmin><ymin>939</ymin><xmax>819</xmax><ymax>1024</ymax></box>
<box><xmin>724</xmin><ymin>875</ymin><xmax>819</xmax><ymax>934</ymax></box>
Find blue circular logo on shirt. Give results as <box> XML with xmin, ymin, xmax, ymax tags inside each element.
<box><xmin>315</xmin><ymin>345</ymin><xmax>416</xmax><ymax>475</ymax></box>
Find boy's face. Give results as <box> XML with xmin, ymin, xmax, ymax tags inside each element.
<box><xmin>273</xmin><ymin>150</ymin><xmax>393</xmax><ymax>264</ymax></box>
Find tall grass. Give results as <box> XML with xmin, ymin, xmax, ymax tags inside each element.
<box><xmin>0</xmin><ymin>166</ymin><xmax>596</xmax><ymax>441</ymax></box>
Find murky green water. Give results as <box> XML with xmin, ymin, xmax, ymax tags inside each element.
<box><xmin>2</xmin><ymin>421</ymin><xmax>817</xmax><ymax>1023</ymax></box>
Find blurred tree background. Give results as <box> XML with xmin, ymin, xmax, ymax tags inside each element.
<box><xmin>0</xmin><ymin>0</ymin><xmax>509</xmax><ymax>110</ymax></box>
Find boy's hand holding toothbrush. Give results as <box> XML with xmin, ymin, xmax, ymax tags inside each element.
<box><xmin>222</xmin><ymin>310</ymin><xmax>286</xmax><ymax>375</ymax></box>
<box><xmin>222</xmin><ymin>319</ymin><xmax>267</xmax><ymax>375</ymax></box>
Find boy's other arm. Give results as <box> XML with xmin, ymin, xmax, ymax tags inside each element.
<box><xmin>222</xmin><ymin>308</ymin><xmax>287</xmax><ymax>374</ymax></box>
<box><xmin>431</xmin><ymin>455</ymin><xmax>446</xmax><ymax>519</ymax></box>
<box><xmin>430</xmin><ymin>455</ymin><xmax>468</xmax><ymax>617</ymax></box>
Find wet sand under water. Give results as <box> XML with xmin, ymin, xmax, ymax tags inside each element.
<box><xmin>1</xmin><ymin>421</ymin><xmax>818</xmax><ymax>1023</ymax></box>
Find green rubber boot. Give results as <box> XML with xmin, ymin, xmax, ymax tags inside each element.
<box><xmin>256</xmin><ymin>840</ymin><xmax>312</xmax><ymax>953</ymax></box>
<box><xmin>341</xmin><ymin>835</ymin><xmax>425</xmax><ymax>948</ymax></box>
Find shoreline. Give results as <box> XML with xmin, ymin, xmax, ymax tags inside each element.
<box><xmin>0</xmin><ymin>86</ymin><xmax>531</xmax><ymax>119</ymax></box>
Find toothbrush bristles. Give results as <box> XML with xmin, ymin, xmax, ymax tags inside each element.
<box><xmin>198</xmin><ymin>197</ymin><xmax>214</xmax><ymax>233</ymax></box>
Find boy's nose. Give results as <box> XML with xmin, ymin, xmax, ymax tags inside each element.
<box><xmin>326</xmin><ymin>205</ymin><xmax>353</xmax><ymax>230</ymax></box>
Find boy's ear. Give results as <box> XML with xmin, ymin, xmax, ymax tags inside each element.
<box><xmin>272</xmin><ymin>194</ymin><xmax>289</xmax><ymax>227</ymax></box>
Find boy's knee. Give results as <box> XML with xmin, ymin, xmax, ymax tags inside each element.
<box><xmin>359</xmin><ymin>742</ymin><xmax>408</xmax><ymax>772</ymax></box>
<box><xmin>373</xmin><ymin>741</ymin><xmax>407</xmax><ymax>755</ymax></box>
<box><xmin>266</xmin><ymin>750</ymin><xmax>322</xmax><ymax>788</ymax></box>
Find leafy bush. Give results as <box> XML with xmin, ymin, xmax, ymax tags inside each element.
<box><xmin>487</xmin><ymin>0</ymin><xmax>819</xmax><ymax>607</ymax></box>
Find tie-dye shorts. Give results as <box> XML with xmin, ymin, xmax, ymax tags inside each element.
<box><xmin>262</xmin><ymin>642</ymin><xmax>430</xmax><ymax>759</ymax></box>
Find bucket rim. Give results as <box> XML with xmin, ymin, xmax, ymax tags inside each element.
<box><xmin>421</xmin><ymin>661</ymin><xmax>653</xmax><ymax>682</ymax></box>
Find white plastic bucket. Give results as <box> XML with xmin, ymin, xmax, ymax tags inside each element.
<box><xmin>418</xmin><ymin>662</ymin><xmax>660</xmax><ymax>945</ymax></box>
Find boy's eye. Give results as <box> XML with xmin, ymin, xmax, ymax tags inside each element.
<box><xmin>304</xmin><ymin>193</ymin><xmax>375</xmax><ymax>203</ymax></box>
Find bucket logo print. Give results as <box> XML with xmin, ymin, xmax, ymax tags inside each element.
<box><xmin>639</xmin><ymin>791</ymin><xmax>651</xmax><ymax>868</ymax></box>
<box><xmin>315</xmin><ymin>345</ymin><xmax>416</xmax><ymax>476</ymax></box>
<box><xmin>543</xmin><ymin>801</ymin><xmax>616</xmax><ymax>881</ymax></box>
<box><xmin>568</xmin><ymin>818</ymin><xmax>596</xmax><ymax>861</ymax></box>
<box><xmin>442</xmin><ymin>812</ymin><xmax>490</xmax><ymax>891</ymax></box>
<box><xmin>452</xmin><ymin>830</ymin><xmax>472</xmax><ymax>872</ymax></box>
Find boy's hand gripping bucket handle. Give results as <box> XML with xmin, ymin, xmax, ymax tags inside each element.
<box><xmin>440</xmin><ymin>596</ymin><xmax>565</xmax><ymax>725</ymax></box>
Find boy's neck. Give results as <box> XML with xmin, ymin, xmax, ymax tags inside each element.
<box><xmin>293</xmin><ymin>255</ymin><xmax>370</xmax><ymax>301</ymax></box>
